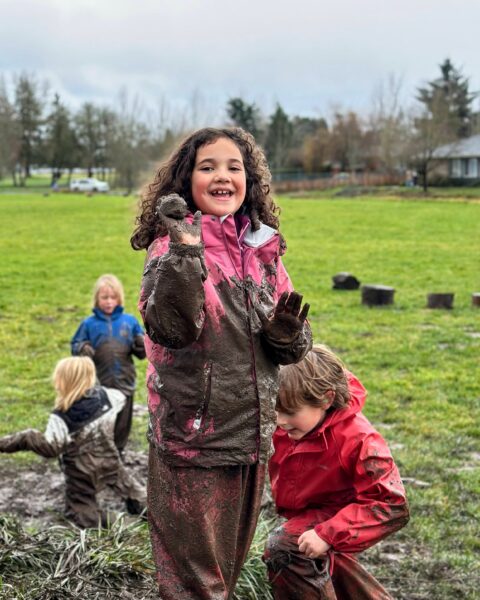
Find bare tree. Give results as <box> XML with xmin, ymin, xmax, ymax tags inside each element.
<box><xmin>408</xmin><ymin>96</ymin><xmax>454</xmax><ymax>192</ymax></box>
<box><xmin>302</xmin><ymin>121</ymin><xmax>330</xmax><ymax>173</ymax></box>
<box><xmin>369</xmin><ymin>74</ymin><xmax>410</xmax><ymax>174</ymax></box>
<box><xmin>111</xmin><ymin>89</ymin><xmax>151</xmax><ymax>194</ymax></box>
<box><xmin>329</xmin><ymin>111</ymin><xmax>364</xmax><ymax>172</ymax></box>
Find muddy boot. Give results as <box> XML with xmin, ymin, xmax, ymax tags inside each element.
<box><xmin>126</xmin><ymin>498</ymin><xmax>147</xmax><ymax>521</ymax></box>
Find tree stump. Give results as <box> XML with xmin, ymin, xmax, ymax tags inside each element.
<box><xmin>361</xmin><ymin>285</ymin><xmax>395</xmax><ymax>306</ymax></box>
<box><xmin>426</xmin><ymin>293</ymin><xmax>454</xmax><ymax>309</ymax></box>
<box><xmin>472</xmin><ymin>293</ymin><xmax>480</xmax><ymax>307</ymax></box>
<box><xmin>332</xmin><ymin>272</ymin><xmax>361</xmax><ymax>290</ymax></box>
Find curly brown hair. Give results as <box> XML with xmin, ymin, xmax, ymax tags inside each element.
<box><xmin>130</xmin><ymin>127</ymin><xmax>280</xmax><ymax>250</ymax></box>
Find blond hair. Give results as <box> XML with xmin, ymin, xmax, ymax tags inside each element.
<box><xmin>277</xmin><ymin>345</ymin><xmax>350</xmax><ymax>413</ymax></box>
<box><xmin>93</xmin><ymin>274</ymin><xmax>124</xmax><ymax>307</ymax></box>
<box><xmin>53</xmin><ymin>357</ymin><xmax>97</xmax><ymax>412</ymax></box>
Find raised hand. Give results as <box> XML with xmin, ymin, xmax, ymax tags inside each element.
<box><xmin>261</xmin><ymin>291</ymin><xmax>310</xmax><ymax>343</ymax></box>
<box><xmin>156</xmin><ymin>193</ymin><xmax>202</xmax><ymax>245</ymax></box>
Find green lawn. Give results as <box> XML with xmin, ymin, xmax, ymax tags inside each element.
<box><xmin>0</xmin><ymin>192</ymin><xmax>479</xmax><ymax>598</ymax></box>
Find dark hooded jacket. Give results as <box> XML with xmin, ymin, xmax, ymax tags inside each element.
<box><xmin>71</xmin><ymin>306</ymin><xmax>145</xmax><ymax>395</ymax></box>
<box><xmin>0</xmin><ymin>387</ymin><xmax>141</xmax><ymax>493</ymax></box>
<box><xmin>139</xmin><ymin>213</ymin><xmax>312</xmax><ymax>467</ymax></box>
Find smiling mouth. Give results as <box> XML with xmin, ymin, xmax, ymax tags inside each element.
<box><xmin>210</xmin><ymin>189</ymin><xmax>233</xmax><ymax>198</ymax></box>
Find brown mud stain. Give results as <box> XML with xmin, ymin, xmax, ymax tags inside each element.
<box><xmin>0</xmin><ymin>449</ymin><xmax>148</xmax><ymax>528</ymax></box>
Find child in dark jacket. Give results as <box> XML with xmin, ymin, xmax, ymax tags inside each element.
<box><xmin>266</xmin><ymin>345</ymin><xmax>409</xmax><ymax>600</ymax></box>
<box><xmin>71</xmin><ymin>274</ymin><xmax>146</xmax><ymax>452</ymax></box>
<box><xmin>130</xmin><ymin>127</ymin><xmax>312</xmax><ymax>599</ymax></box>
<box><xmin>0</xmin><ymin>357</ymin><xmax>146</xmax><ymax>528</ymax></box>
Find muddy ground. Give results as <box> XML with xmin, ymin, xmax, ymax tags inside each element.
<box><xmin>0</xmin><ymin>450</ymin><xmax>149</xmax><ymax>529</ymax></box>
<box><xmin>0</xmin><ymin>449</ymin><xmax>473</xmax><ymax>599</ymax></box>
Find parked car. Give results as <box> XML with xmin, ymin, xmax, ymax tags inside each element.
<box><xmin>70</xmin><ymin>178</ymin><xmax>110</xmax><ymax>192</ymax></box>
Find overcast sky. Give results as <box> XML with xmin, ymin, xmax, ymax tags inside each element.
<box><xmin>1</xmin><ymin>0</ymin><xmax>479</xmax><ymax>124</ymax></box>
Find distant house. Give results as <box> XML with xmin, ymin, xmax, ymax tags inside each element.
<box><xmin>432</xmin><ymin>134</ymin><xmax>480</xmax><ymax>181</ymax></box>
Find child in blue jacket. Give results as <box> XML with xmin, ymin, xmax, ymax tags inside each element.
<box><xmin>71</xmin><ymin>274</ymin><xmax>146</xmax><ymax>451</ymax></box>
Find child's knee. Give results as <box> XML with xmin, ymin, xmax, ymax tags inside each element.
<box><xmin>264</xmin><ymin>524</ymin><xmax>296</xmax><ymax>573</ymax></box>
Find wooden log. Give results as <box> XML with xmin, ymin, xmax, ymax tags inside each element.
<box><xmin>472</xmin><ymin>293</ymin><xmax>480</xmax><ymax>307</ymax></box>
<box><xmin>361</xmin><ymin>284</ymin><xmax>395</xmax><ymax>306</ymax></box>
<box><xmin>332</xmin><ymin>272</ymin><xmax>361</xmax><ymax>290</ymax></box>
<box><xmin>426</xmin><ymin>293</ymin><xmax>454</xmax><ymax>309</ymax></box>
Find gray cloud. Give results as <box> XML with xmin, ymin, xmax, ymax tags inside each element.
<box><xmin>1</xmin><ymin>0</ymin><xmax>479</xmax><ymax>119</ymax></box>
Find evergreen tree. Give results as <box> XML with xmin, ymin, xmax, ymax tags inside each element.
<box><xmin>75</xmin><ymin>102</ymin><xmax>101</xmax><ymax>177</ymax></box>
<box><xmin>226</xmin><ymin>97</ymin><xmax>262</xmax><ymax>140</ymax></box>
<box><xmin>417</xmin><ymin>58</ymin><xmax>477</xmax><ymax>139</ymax></box>
<box><xmin>265</xmin><ymin>104</ymin><xmax>292</xmax><ymax>170</ymax></box>
<box><xmin>14</xmin><ymin>73</ymin><xmax>44</xmax><ymax>183</ymax></box>
<box><xmin>45</xmin><ymin>94</ymin><xmax>78</xmax><ymax>183</ymax></box>
<box><xmin>0</xmin><ymin>77</ymin><xmax>21</xmax><ymax>184</ymax></box>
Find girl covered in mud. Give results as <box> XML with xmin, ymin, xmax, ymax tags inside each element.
<box><xmin>0</xmin><ymin>356</ymin><xmax>146</xmax><ymax>528</ymax></box>
<box><xmin>71</xmin><ymin>274</ymin><xmax>146</xmax><ymax>453</ymax></box>
<box><xmin>130</xmin><ymin>127</ymin><xmax>312</xmax><ymax>599</ymax></box>
<box><xmin>266</xmin><ymin>345</ymin><xmax>409</xmax><ymax>599</ymax></box>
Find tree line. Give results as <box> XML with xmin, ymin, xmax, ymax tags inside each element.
<box><xmin>0</xmin><ymin>59</ymin><xmax>478</xmax><ymax>192</ymax></box>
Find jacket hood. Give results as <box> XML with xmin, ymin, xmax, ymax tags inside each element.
<box><xmin>55</xmin><ymin>386</ymin><xmax>111</xmax><ymax>433</ymax></box>
<box><xmin>92</xmin><ymin>306</ymin><xmax>124</xmax><ymax>321</ymax></box>
<box><xmin>320</xmin><ymin>371</ymin><xmax>366</xmax><ymax>431</ymax></box>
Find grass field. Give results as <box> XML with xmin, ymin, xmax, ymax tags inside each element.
<box><xmin>0</xmin><ymin>192</ymin><xmax>479</xmax><ymax>599</ymax></box>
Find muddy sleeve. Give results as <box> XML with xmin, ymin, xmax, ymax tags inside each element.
<box><xmin>131</xmin><ymin>333</ymin><xmax>146</xmax><ymax>359</ymax></box>
<box><xmin>314</xmin><ymin>432</ymin><xmax>409</xmax><ymax>552</ymax></box>
<box><xmin>104</xmin><ymin>387</ymin><xmax>126</xmax><ymax>414</ymax></box>
<box><xmin>71</xmin><ymin>320</ymin><xmax>93</xmax><ymax>356</ymax></box>
<box><xmin>140</xmin><ymin>242</ymin><xmax>207</xmax><ymax>349</ymax></box>
<box><xmin>261</xmin><ymin>258</ymin><xmax>313</xmax><ymax>365</ymax></box>
<box><xmin>0</xmin><ymin>414</ymin><xmax>69</xmax><ymax>458</ymax></box>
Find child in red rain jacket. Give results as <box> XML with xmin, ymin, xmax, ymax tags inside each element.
<box><xmin>266</xmin><ymin>345</ymin><xmax>409</xmax><ymax>600</ymax></box>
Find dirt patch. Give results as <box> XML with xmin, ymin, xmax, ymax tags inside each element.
<box><xmin>0</xmin><ymin>450</ymin><xmax>148</xmax><ymax>528</ymax></box>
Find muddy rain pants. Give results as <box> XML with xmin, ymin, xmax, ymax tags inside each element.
<box><xmin>148</xmin><ymin>444</ymin><xmax>266</xmax><ymax>600</ymax></box>
<box><xmin>63</xmin><ymin>460</ymin><xmax>146</xmax><ymax>528</ymax></box>
<box><xmin>114</xmin><ymin>392</ymin><xmax>134</xmax><ymax>452</ymax></box>
<box><xmin>264</xmin><ymin>512</ymin><xmax>394</xmax><ymax>600</ymax></box>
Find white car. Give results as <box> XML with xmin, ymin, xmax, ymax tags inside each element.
<box><xmin>70</xmin><ymin>178</ymin><xmax>110</xmax><ymax>192</ymax></box>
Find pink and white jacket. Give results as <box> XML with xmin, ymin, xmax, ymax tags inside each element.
<box><xmin>139</xmin><ymin>213</ymin><xmax>312</xmax><ymax>467</ymax></box>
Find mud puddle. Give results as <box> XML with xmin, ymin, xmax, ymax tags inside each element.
<box><xmin>0</xmin><ymin>449</ymin><xmax>148</xmax><ymax>528</ymax></box>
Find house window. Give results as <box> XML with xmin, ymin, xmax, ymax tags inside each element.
<box><xmin>467</xmin><ymin>158</ymin><xmax>478</xmax><ymax>178</ymax></box>
<box><xmin>451</xmin><ymin>159</ymin><xmax>461</xmax><ymax>177</ymax></box>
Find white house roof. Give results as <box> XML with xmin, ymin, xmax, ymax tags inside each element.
<box><xmin>433</xmin><ymin>134</ymin><xmax>480</xmax><ymax>159</ymax></box>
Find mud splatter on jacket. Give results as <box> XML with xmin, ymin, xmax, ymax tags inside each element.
<box><xmin>71</xmin><ymin>306</ymin><xmax>146</xmax><ymax>395</ymax></box>
<box><xmin>139</xmin><ymin>213</ymin><xmax>312</xmax><ymax>467</ymax></box>
<box><xmin>269</xmin><ymin>372</ymin><xmax>409</xmax><ymax>553</ymax></box>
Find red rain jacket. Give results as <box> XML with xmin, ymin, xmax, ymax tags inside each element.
<box><xmin>269</xmin><ymin>372</ymin><xmax>409</xmax><ymax>553</ymax></box>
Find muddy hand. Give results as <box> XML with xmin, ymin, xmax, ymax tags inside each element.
<box><xmin>261</xmin><ymin>291</ymin><xmax>310</xmax><ymax>343</ymax></box>
<box><xmin>80</xmin><ymin>343</ymin><xmax>95</xmax><ymax>359</ymax></box>
<box><xmin>156</xmin><ymin>193</ymin><xmax>201</xmax><ymax>245</ymax></box>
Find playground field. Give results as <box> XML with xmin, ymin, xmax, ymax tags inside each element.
<box><xmin>0</xmin><ymin>192</ymin><xmax>478</xmax><ymax>599</ymax></box>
